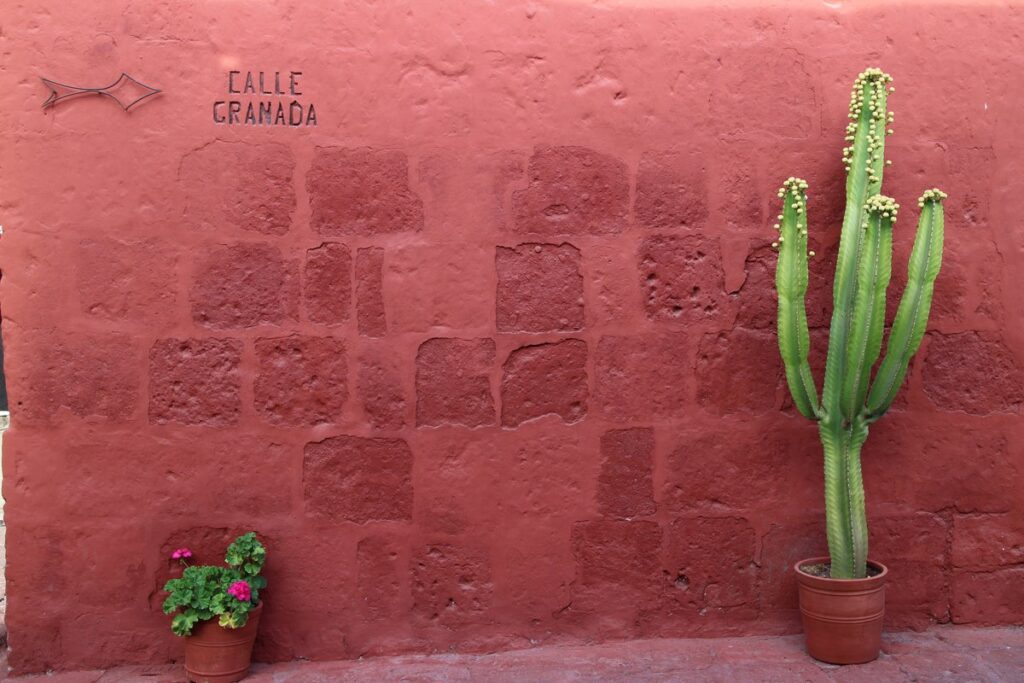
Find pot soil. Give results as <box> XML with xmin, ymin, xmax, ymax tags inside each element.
<box><xmin>794</xmin><ymin>557</ymin><xmax>888</xmax><ymax>665</ymax></box>
<box><xmin>184</xmin><ymin>602</ymin><xmax>262</xmax><ymax>683</ymax></box>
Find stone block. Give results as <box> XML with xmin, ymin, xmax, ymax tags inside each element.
<box><xmin>415</xmin><ymin>338</ymin><xmax>496</xmax><ymax>427</ymax></box>
<box><xmin>19</xmin><ymin>332</ymin><xmax>138</xmax><ymax>423</ymax></box>
<box><xmin>664</xmin><ymin>516</ymin><xmax>757</xmax><ymax>608</ymax></box>
<box><xmin>385</xmin><ymin>243</ymin><xmax>493</xmax><ymax>333</ymax></box>
<box><xmin>500</xmin><ymin>339</ymin><xmax>587</xmax><ymax>426</ymax></box>
<box><xmin>254</xmin><ymin>335</ymin><xmax>347</xmax><ymax>426</ymax></box>
<box><xmin>75</xmin><ymin>238</ymin><xmax>177</xmax><ymax>323</ymax></box>
<box><xmin>952</xmin><ymin>514</ymin><xmax>1024</xmax><ymax>570</ymax></box>
<box><xmin>952</xmin><ymin>567</ymin><xmax>1024</xmax><ymax>625</ymax></box>
<box><xmin>635</xmin><ymin>150</ymin><xmax>707</xmax><ymax>231</ymax></box>
<box><xmin>307</xmin><ymin>147</ymin><xmax>424</xmax><ymax>236</ymax></box>
<box><xmin>864</xmin><ymin>415</ymin><xmax>1021</xmax><ymax>514</ymax></box>
<box><xmin>598</xmin><ymin>428</ymin><xmax>656</xmax><ymax>518</ymax></box>
<box><xmin>496</xmin><ymin>243</ymin><xmax>583</xmax><ymax>333</ymax></box>
<box><xmin>358</xmin><ymin>349</ymin><xmax>406</xmax><ymax>431</ymax></box>
<box><xmin>639</xmin><ymin>235</ymin><xmax>726</xmax><ymax>324</ymax></box>
<box><xmin>303</xmin><ymin>436</ymin><xmax>414</xmax><ymax>523</ymax></box>
<box><xmin>511</xmin><ymin>146</ymin><xmax>628</xmax><ymax>235</ymax></box>
<box><xmin>149</xmin><ymin>338</ymin><xmax>241</xmax><ymax>426</ymax></box>
<box><xmin>696</xmin><ymin>328</ymin><xmax>784</xmax><ymax>414</ymax></box>
<box><xmin>411</xmin><ymin>544</ymin><xmax>492</xmax><ymax>627</ymax></box>
<box><xmin>191</xmin><ymin>243</ymin><xmax>298</xmax><ymax>329</ymax></box>
<box><xmin>357</xmin><ymin>535</ymin><xmax>405</xmax><ymax>621</ymax></box>
<box><xmin>303</xmin><ymin>242</ymin><xmax>351</xmax><ymax>325</ymax></box>
<box><xmin>922</xmin><ymin>332</ymin><xmax>1024</xmax><ymax>414</ymax></box>
<box><xmin>594</xmin><ymin>333</ymin><xmax>689</xmax><ymax>421</ymax></box>
<box><xmin>662</xmin><ymin>419</ymin><xmax>820</xmax><ymax>514</ymax></box>
<box><xmin>571</xmin><ymin>520</ymin><xmax>663</xmax><ymax>606</ymax></box>
<box><xmin>180</xmin><ymin>140</ymin><xmax>296</xmax><ymax>235</ymax></box>
<box><xmin>356</xmin><ymin>247</ymin><xmax>387</xmax><ymax>337</ymax></box>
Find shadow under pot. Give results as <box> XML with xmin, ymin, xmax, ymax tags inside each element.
<box><xmin>794</xmin><ymin>557</ymin><xmax>889</xmax><ymax>665</ymax></box>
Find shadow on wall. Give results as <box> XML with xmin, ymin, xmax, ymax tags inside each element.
<box><xmin>0</xmin><ymin>0</ymin><xmax>1022</xmax><ymax>674</ymax></box>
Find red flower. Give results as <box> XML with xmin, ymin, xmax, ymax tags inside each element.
<box><xmin>227</xmin><ymin>580</ymin><xmax>252</xmax><ymax>603</ymax></box>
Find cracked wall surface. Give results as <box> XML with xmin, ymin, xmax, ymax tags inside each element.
<box><xmin>0</xmin><ymin>0</ymin><xmax>1023</xmax><ymax>673</ymax></box>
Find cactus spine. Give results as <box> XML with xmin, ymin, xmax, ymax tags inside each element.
<box><xmin>774</xmin><ymin>69</ymin><xmax>947</xmax><ymax>579</ymax></box>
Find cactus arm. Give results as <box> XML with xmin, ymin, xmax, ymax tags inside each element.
<box><xmin>775</xmin><ymin>178</ymin><xmax>820</xmax><ymax>420</ymax></box>
<box><xmin>841</xmin><ymin>196</ymin><xmax>896</xmax><ymax>418</ymax></box>
<box><xmin>822</xmin><ymin>70</ymin><xmax>892</xmax><ymax>426</ymax></box>
<box><xmin>865</xmin><ymin>190</ymin><xmax>947</xmax><ymax>421</ymax></box>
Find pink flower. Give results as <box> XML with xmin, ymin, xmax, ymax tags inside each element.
<box><xmin>228</xmin><ymin>580</ymin><xmax>252</xmax><ymax>603</ymax></box>
<box><xmin>171</xmin><ymin>547</ymin><xmax>193</xmax><ymax>560</ymax></box>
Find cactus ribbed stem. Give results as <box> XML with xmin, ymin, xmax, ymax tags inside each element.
<box><xmin>843</xmin><ymin>197</ymin><xmax>896</xmax><ymax>419</ymax></box>
<box><xmin>825</xmin><ymin>70</ymin><xmax>891</xmax><ymax>430</ymax></box>
<box><xmin>866</xmin><ymin>190</ymin><xmax>947</xmax><ymax>420</ymax></box>
<box><xmin>776</xmin><ymin>178</ymin><xmax>819</xmax><ymax>420</ymax></box>
<box><xmin>845</xmin><ymin>424</ymin><xmax>869</xmax><ymax>575</ymax></box>
<box><xmin>819</xmin><ymin>424</ymin><xmax>852</xmax><ymax>576</ymax></box>
<box><xmin>773</xmin><ymin>69</ymin><xmax>947</xmax><ymax>579</ymax></box>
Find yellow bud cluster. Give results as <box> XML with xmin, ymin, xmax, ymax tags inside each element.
<box><xmin>864</xmin><ymin>194</ymin><xmax>900</xmax><ymax>222</ymax></box>
<box><xmin>777</xmin><ymin>177</ymin><xmax>809</xmax><ymax>215</ymax></box>
<box><xmin>844</xmin><ymin>68</ymin><xmax>894</xmax><ymax>176</ymax></box>
<box><xmin>847</xmin><ymin>68</ymin><xmax>893</xmax><ymax>120</ymax></box>
<box><xmin>776</xmin><ymin>176</ymin><xmax>809</xmax><ymax>197</ymax></box>
<box><xmin>918</xmin><ymin>188</ymin><xmax>948</xmax><ymax>207</ymax></box>
<box><xmin>772</xmin><ymin>178</ymin><xmax>810</xmax><ymax>250</ymax></box>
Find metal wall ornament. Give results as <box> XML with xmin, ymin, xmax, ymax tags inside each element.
<box><xmin>41</xmin><ymin>72</ymin><xmax>161</xmax><ymax>111</ymax></box>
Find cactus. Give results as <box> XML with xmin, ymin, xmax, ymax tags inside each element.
<box><xmin>774</xmin><ymin>68</ymin><xmax>947</xmax><ymax>579</ymax></box>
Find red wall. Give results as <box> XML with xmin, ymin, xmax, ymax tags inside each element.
<box><xmin>2</xmin><ymin>0</ymin><xmax>1023</xmax><ymax>673</ymax></box>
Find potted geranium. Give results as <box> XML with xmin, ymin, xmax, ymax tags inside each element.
<box><xmin>772</xmin><ymin>69</ymin><xmax>946</xmax><ymax>663</ymax></box>
<box><xmin>162</xmin><ymin>532</ymin><xmax>268</xmax><ymax>682</ymax></box>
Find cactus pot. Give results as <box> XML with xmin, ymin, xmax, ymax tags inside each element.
<box><xmin>795</xmin><ymin>557</ymin><xmax>888</xmax><ymax>664</ymax></box>
<box><xmin>183</xmin><ymin>602</ymin><xmax>262</xmax><ymax>683</ymax></box>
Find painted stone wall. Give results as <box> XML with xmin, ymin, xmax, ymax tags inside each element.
<box><xmin>2</xmin><ymin>0</ymin><xmax>1023</xmax><ymax>673</ymax></box>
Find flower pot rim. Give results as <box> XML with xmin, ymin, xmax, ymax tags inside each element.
<box><xmin>185</xmin><ymin>601</ymin><xmax>263</xmax><ymax>637</ymax></box>
<box><xmin>793</xmin><ymin>555</ymin><xmax>889</xmax><ymax>583</ymax></box>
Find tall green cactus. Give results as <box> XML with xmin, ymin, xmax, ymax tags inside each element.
<box><xmin>774</xmin><ymin>68</ymin><xmax>947</xmax><ymax>579</ymax></box>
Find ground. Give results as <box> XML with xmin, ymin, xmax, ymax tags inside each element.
<box><xmin>3</xmin><ymin>626</ymin><xmax>1021</xmax><ymax>682</ymax></box>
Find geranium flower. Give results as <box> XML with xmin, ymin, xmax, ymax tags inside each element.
<box><xmin>171</xmin><ymin>548</ymin><xmax>193</xmax><ymax>560</ymax></box>
<box><xmin>227</xmin><ymin>580</ymin><xmax>252</xmax><ymax>603</ymax></box>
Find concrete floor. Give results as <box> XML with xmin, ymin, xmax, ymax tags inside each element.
<box><xmin>3</xmin><ymin>625</ymin><xmax>1022</xmax><ymax>682</ymax></box>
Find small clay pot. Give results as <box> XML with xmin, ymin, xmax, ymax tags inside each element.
<box><xmin>184</xmin><ymin>602</ymin><xmax>262</xmax><ymax>683</ymax></box>
<box><xmin>794</xmin><ymin>557</ymin><xmax>888</xmax><ymax>664</ymax></box>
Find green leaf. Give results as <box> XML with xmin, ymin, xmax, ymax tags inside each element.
<box><xmin>164</xmin><ymin>532</ymin><xmax>267</xmax><ymax>635</ymax></box>
<box><xmin>171</xmin><ymin>612</ymin><xmax>199</xmax><ymax>637</ymax></box>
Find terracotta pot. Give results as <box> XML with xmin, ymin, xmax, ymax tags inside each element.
<box><xmin>184</xmin><ymin>602</ymin><xmax>262</xmax><ymax>683</ymax></box>
<box><xmin>794</xmin><ymin>557</ymin><xmax>888</xmax><ymax>665</ymax></box>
